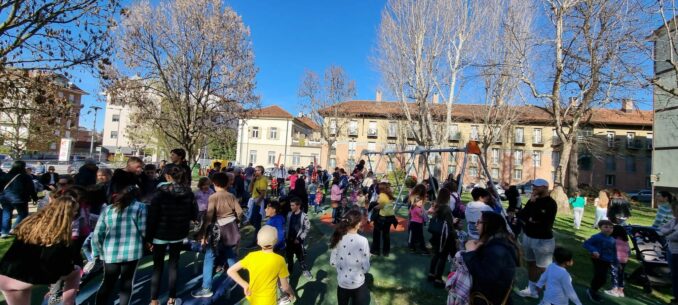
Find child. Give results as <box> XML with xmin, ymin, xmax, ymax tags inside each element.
<box><xmin>331</xmin><ymin>178</ymin><xmax>342</xmax><ymax>224</ymax></box>
<box><xmin>285</xmin><ymin>198</ymin><xmax>313</xmax><ymax>280</ymax></box>
<box><xmin>227</xmin><ymin>225</ymin><xmax>296</xmax><ymax>305</ymax></box>
<box><xmin>408</xmin><ymin>184</ymin><xmax>428</xmax><ymax>254</ymax></box>
<box><xmin>536</xmin><ymin>247</ymin><xmax>583</xmax><ymax>305</ymax></box>
<box><xmin>308</xmin><ymin>180</ymin><xmax>318</xmax><ymax>213</ymax></box>
<box><xmin>335</xmin><ymin>197</ymin><xmax>349</xmax><ymax>223</ymax></box>
<box><xmin>465</xmin><ymin>188</ymin><xmax>494</xmax><ymax>240</ymax></box>
<box><xmin>194</xmin><ymin>177</ymin><xmax>214</xmax><ymax>222</ymax></box>
<box><xmin>330</xmin><ymin>210</ymin><xmax>371</xmax><ymax>305</ymax></box>
<box><xmin>583</xmin><ymin>220</ymin><xmax>617</xmax><ymax>302</ymax></box>
<box><xmin>265</xmin><ymin>201</ymin><xmax>286</xmax><ymax>255</ymax></box>
<box><xmin>605</xmin><ymin>225</ymin><xmax>630</xmax><ymax>297</ymax></box>
<box><xmin>569</xmin><ymin>191</ymin><xmax>586</xmax><ymax>230</ymax></box>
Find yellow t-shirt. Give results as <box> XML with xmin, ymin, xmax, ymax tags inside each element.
<box><xmin>251</xmin><ymin>177</ymin><xmax>269</xmax><ymax>199</ymax></box>
<box><xmin>240</xmin><ymin>250</ymin><xmax>289</xmax><ymax>305</ymax></box>
<box><xmin>378</xmin><ymin>193</ymin><xmax>395</xmax><ymax>217</ymax></box>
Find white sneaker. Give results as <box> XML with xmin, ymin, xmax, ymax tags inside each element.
<box><xmin>302</xmin><ymin>270</ymin><xmax>313</xmax><ymax>280</ymax></box>
<box><xmin>516</xmin><ymin>287</ymin><xmax>538</xmax><ymax>298</ymax></box>
<box><xmin>604</xmin><ymin>289</ymin><xmax>620</xmax><ymax>297</ymax></box>
<box><xmin>83</xmin><ymin>261</ymin><xmax>96</xmax><ymax>274</ymax></box>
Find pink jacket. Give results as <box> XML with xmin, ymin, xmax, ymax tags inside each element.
<box><xmin>331</xmin><ymin>185</ymin><xmax>342</xmax><ymax>201</ymax></box>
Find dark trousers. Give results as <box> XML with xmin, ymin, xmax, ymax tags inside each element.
<box><xmin>337</xmin><ymin>282</ymin><xmax>370</xmax><ymax>305</ymax></box>
<box><xmin>408</xmin><ymin>221</ymin><xmax>426</xmax><ymax>251</ymax></box>
<box><xmin>670</xmin><ymin>253</ymin><xmax>678</xmax><ymax>299</ymax></box>
<box><xmin>285</xmin><ymin>239</ymin><xmax>309</xmax><ymax>274</ymax></box>
<box><xmin>590</xmin><ymin>258</ymin><xmax>611</xmax><ymax>292</ymax></box>
<box><xmin>250</xmin><ymin>207</ymin><xmax>263</xmax><ymax>238</ymax></box>
<box><xmin>429</xmin><ymin>234</ymin><xmax>448</xmax><ymax>278</ymax></box>
<box><xmin>95</xmin><ymin>260</ymin><xmax>138</xmax><ymax>305</ymax></box>
<box><xmin>371</xmin><ymin>218</ymin><xmax>391</xmax><ymax>255</ymax></box>
<box><xmin>610</xmin><ymin>262</ymin><xmax>626</xmax><ymax>288</ymax></box>
<box><xmin>277</xmin><ymin>178</ymin><xmax>285</xmax><ymax>195</ymax></box>
<box><xmin>150</xmin><ymin>242</ymin><xmax>182</xmax><ymax>300</ymax></box>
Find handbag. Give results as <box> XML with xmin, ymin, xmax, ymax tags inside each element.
<box><xmin>0</xmin><ymin>174</ymin><xmax>21</xmax><ymax>205</ymax></box>
<box><xmin>220</xmin><ymin>220</ymin><xmax>241</xmax><ymax>247</ymax></box>
<box><xmin>206</xmin><ymin>208</ymin><xmax>221</xmax><ymax>253</ymax></box>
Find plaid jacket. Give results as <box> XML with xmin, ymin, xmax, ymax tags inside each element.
<box><xmin>92</xmin><ymin>201</ymin><xmax>147</xmax><ymax>263</ymax></box>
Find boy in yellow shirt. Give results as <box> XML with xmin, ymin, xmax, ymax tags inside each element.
<box><xmin>227</xmin><ymin>225</ymin><xmax>296</xmax><ymax>305</ymax></box>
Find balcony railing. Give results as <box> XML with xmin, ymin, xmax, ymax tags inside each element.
<box><xmin>367</xmin><ymin>129</ymin><xmax>378</xmax><ymax>138</ymax></box>
<box><xmin>348</xmin><ymin>128</ymin><xmax>358</xmax><ymax>136</ymax></box>
<box><xmin>291</xmin><ymin>138</ymin><xmax>322</xmax><ymax>147</ymax></box>
<box><xmin>448</xmin><ymin>132</ymin><xmax>461</xmax><ymax>141</ymax></box>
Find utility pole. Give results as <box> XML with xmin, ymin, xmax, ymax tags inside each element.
<box><xmin>88</xmin><ymin>106</ymin><xmax>102</xmax><ymax>158</ymax></box>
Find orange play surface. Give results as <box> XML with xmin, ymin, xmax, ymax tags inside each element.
<box><xmin>318</xmin><ymin>213</ymin><xmax>409</xmax><ymax>233</ymax></box>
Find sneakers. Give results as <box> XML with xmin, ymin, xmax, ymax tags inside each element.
<box><xmin>83</xmin><ymin>261</ymin><xmax>96</xmax><ymax>274</ymax></box>
<box><xmin>168</xmin><ymin>298</ymin><xmax>183</xmax><ymax>305</ymax></box>
<box><xmin>604</xmin><ymin>289</ymin><xmax>620</xmax><ymax>297</ymax></box>
<box><xmin>278</xmin><ymin>295</ymin><xmax>293</xmax><ymax>305</ymax></box>
<box><xmin>191</xmin><ymin>288</ymin><xmax>214</xmax><ymax>298</ymax></box>
<box><xmin>516</xmin><ymin>287</ymin><xmax>538</xmax><ymax>299</ymax></box>
<box><xmin>302</xmin><ymin>270</ymin><xmax>313</xmax><ymax>280</ymax></box>
<box><xmin>587</xmin><ymin>289</ymin><xmax>603</xmax><ymax>303</ymax></box>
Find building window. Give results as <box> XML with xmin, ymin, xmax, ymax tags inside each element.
<box><xmin>605</xmin><ymin>175</ymin><xmax>616</xmax><ymax>186</ymax></box>
<box><xmin>368</xmin><ymin>121</ymin><xmax>378</xmax><ymax>137</ymax></box>
<box><xmin>552</xmin><ymin>151</ymin><xmax>561</xmax><ymax>167</ymax></box>
<box><xmin>50</xmin><ymin>142</ymin><xmax>57</xmax><ymax>150</ymax></box>
<box><xmin>533</xmin><ymin>128</ymin><xmax>542</xmax><ymax>144</ymax></box>
<box><xmin>470</xmin><ymin>154</ymin><xmax>478</xmax><ymax>164</ymax></box>
<box><xmin>292</xmin><ymin>153</ymin><xmax>301</xmax><ymax>165</ymax></box>
<box><xmin>68</xmin><ymin>94</ymin><xmax>74</xmax><ymax>102</ymax></box>
<box><xmin>470</xmin><ymin>125</ymin><xmax>479</xmax><ymax>140</ymax></box>
<box><xmin>448</xmin><ymin>124</ymin><xmax>460</xmax><ymax>141</ymax></box>
<box><xmin>268</xmin><ymin>151</ymin><xmax>276</xmax><ymax>165</ymax></box>
<box><xmin>491</xmin><ymin>168</ymin><xmax>499</xmax><ymax>179</ymax></box>
<box><xmin>386</xmin><ymin>143</ymin><xmax>396</xmax><ymax>152</ymax></box>
<box><xmin>514</xmin><ymin>127</ymin><xmax>524</xmax><ymax>143</ymax></box>
<box><xmin>348</xmin><ymin>140</ymin><xmax>357</xmax><ymax>158</ymax></box>
<box><xmin>367</xmin><ymin>142</ymin><xmax>376</xmax><ymax>151</ymax></box>
<box><xmin>387</xmin><ymin>160</ymin><xmax>394</xmax><ymax>172</ymax></box>
<box><xmin>110</xmin><ymin>131</ymin><xmax>118</xmax><ymax>139</ymax></box>
<box><xmin>533</xmin><ymin>151</ymin><xmax>542</xmax><ymax>167</ymax></box>
<box><xmin>448</xmin><ymin>151</ymin><xmax>456</xmax><ymax>162</ymax></box>
<box><xmin>330</xmin><ymin>120</ymin><xmax>337</xmax><ymax>135</ymax></box>
<box><xmin>626</xmin><ymin>132</ymin><xmax>635</xmax><ymax>148</ymax></box>
<box><xmin>112</xmin><ymin>114</ymin><xmax>120</xmax><ymax>122</ymax></box>
<box><xmin>491</xmin><ymin>148</ymin><xmax>500</xmax><ymax>165</ymax></box>
<box><xmin>329</xmin><ymin>158</ymin><xmax>337</xmax><ymax>169</ymax></box>
<box><xmin>607</xmin><ymin>131</ymin><xmax>615</xmax><ymax>148</ymax></box>
<box><xmin>249</xmin><ymin>150</ymin><xmax>257</xmax><ymax>163</ymax></box>
<box><xmin>388</xmin><ymin>121</ymin><xmax>397</xmax><ymax>138</ymax></box>
<box><xmin>448</xmin><ymin>165</ymin><xmax>456</xmax><ymax>175</ymax></box>
<box><xmin>605</xmin><ymin>155</ymin><xmax>616</xmax><ymax>171</ymax></box>
<box><xmin>647</xmin><ymin>133</ymin><xmax>653</xmax><ymax>149</ymax></box>
<box><xmin>514</xmin><ymin>169</ymin><xmax>523</xmax><ymax>180</ymax></box>
<box><xmin>66</xmin><ymin>119</ymin><xmax>72</xmax><ymax>129</ymax></box>
<box><xmin>646</xmin><ymin>156</ymin><xmax>652</xmax><ymax>174</ymax></box>
<box><xmin>492</xmin><ymin>127</ymin><xmax>501</xmax><ymax>143</ymax></box>
<box><xmin>552</xmin><ymin>128</ymin><xmax>560</xmax><ymax>145</ymax></box>
<box><xmin>514</xmin><ymin>150</ymin><xmax>523</xmax><ymax>165</ymax></box>
<box><xmin>65</xmin><ymin>131</ymin><xmax>71</xmax><ymax>138</ymax></box>
<box><xmin>269</xmin><ymin>127</ymin><xmax>278</xmax><ymax>140</ymax></box>
<box><xmin>349</xmin><ymin>120</ymin><xmax>358</xmax><ymax>136</ymax></box>
<box><xmin>579</xmin><ymin>153</ymin><xmax>592</xmax><ymax>171</ymax></box>
<box><xmin>625</xmin><ymin>156</ymin><xmax>636</xmax><ymax>173</ymax></box>
<box><xmin>577</xmin><ymin>127</ymin><xmax>592</xmax><ymax>140</ymax></box>
<box><xmin>469</xmin><ymin>167</ymin><xmax>478</xmax><ymax>177</ymax></box>
<box><xmin>251</xmin><ymin>126</ymin><xmax>259</xmax><ymax>139</ymax></box>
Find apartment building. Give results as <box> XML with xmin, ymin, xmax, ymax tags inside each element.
<box><xmin>235</xmin><ymin>106</ymin><xmax>321</xmax><ymax>169</ymax></box>
<box><xmin>319</xmin><ymin>100</ymin><xmax>652</xmax><ymax>190</ymax></box>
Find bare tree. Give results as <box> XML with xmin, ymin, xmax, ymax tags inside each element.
<box><xmin>518</xmin><ymin>0</ymin><xmax>648</xmax><ymax>190</ymax></box>
<box><xmin>103</xmin><ymin>0</ymin><xmax>258</xmax><ymax>165</ymax></box>
<box><xmin>298</xmin><ymin>65</ymin><xmax>356</xmax><ymax>168</ymax></box>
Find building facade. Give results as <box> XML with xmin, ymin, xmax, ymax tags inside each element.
<box><xmin>319</xmin><ymin>100</ymin><xmax>652</xmax><ymax>191</ymax></box>
<box><xmin>235</xmin><ymin>106</ymin><xmax>321</xmax><ymax>169</ymax></box>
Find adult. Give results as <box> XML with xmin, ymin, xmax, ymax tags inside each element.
<box><xmin>147</xmin><ymin>166</ymin><xmax>198</xmax><ymax>305</ymax></box>
<box><xmin>653</xmin><ymin>191</ymin><xmax>675</xmax><ymax>228</ymax></box>
<box><xmin>110</xmin><ymin>157</ymin><xmax>144</xmax><ymax>202</ymax></box>
<box><xmin>607</xmin><ymin>189</ymin><xmax>631</xmax><ymax>225</ymax></box>
<box><xmin>140</xmin><ymin>164</ymin><xmax>160</xmax><ymax>203</ymax></box>
<box><xmin>506</xmin><ymin>185</ymin><xmax>522</xmax><ymax>211</ymax></box>
<box><xmin>275</xmin><ymin>164</ymin><xmax>287</xmax><ymax>194</ymax></box>
<box><xmin>464</xmin><ymin>211</ymin><xmax>520</xmax><ymax>304</ymax></box>
<box><xmin>192</xmin><ymin>173</ymin><xmax>243</xmax><ymax>298</ymax></box>
<box><xmin>0</xmin><ymin>161</ymin><xmax>38</xmax><ymax>238</ymax></box>
<box><xmin>247</xmin><ymin>165</ymin><xmax>268</xmax><ymax>246</ymax></box>
<box><xmin>516</xmin><ymin>178</ymin><xmax>557</xmax><ymax>299</ymax></box>
<box><xmin>244</xmin><ymin>163</ymin><xmax>255</xmax><ymax>191</ymax></box>
<box><xmin>288</xmin><ymin>178</ymin><xmax>309</xmax><ymax>213</ymax></box>
<box><xmin>0</xmin><ymin>196</ymin><xmax>81</xmax><ymax>305</ymax></box>
<box><xmin>74</xmin><ymin>160</ymin><xmax>98</xmax><ymax>187</ymax></box>
<box><xmin>593</xmin><ymin>190</ymin><xmax>609</xmax><ymax>229</ymax></box>
<box><xmin>39</xmin><ymin>166</ymin><xmax>59</xmax><ymax>191</ymax></box>
<box><xmin>233</xmin><ymin>167</ymin><xmax>245</xmax><ymax>202</ymax></box>
<box><xmin>208</xmin><ymin>162</ymin><xmax>222</xmax><ymax>178</ymax></box>
<box><xmin>35</xmin><ymin>162</ymin><xmax>46</xmax><ymax>175</ymax></box>
<box><xmin>428</xmin><ymin>189</ymin><xmax>457</xmax><ymax>287</ymax></box>
<box><xmin>361</xmin><ymin>171</ymin><xmax>375</xmax><ymax>194</ymax></box>
<box><xmin>371</xmin><ymin>182</ymin><xmax>396</xmax><ymax>257</ymax></box>
<box><xmin>162</xmin><ymin>148</ymin><xmax>192</xmax><ymax>187</ymax></box>
<box><xmin>569</xmin><ymin>191</ymin><xmax>586</xmax><ymax>230</ymax></box>
<box><xmin>92</xmin><ymin>186</ymin><xmax>146</xmax><ymax>305</ymax></box>
<box><xmin>90</xmin><ymin>168</ymin><xmax>113</xmax><ymax>215</ymax></box>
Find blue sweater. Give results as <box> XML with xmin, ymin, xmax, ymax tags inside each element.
<box><xmin>266</xmin><ymin>215</ymin><xmax>286</xmax><ymax>250</ymax></box>
<box><xmin>583</xmin><ymin>232</ymin><xmax>617</xmax><ymax>263</ymax></box>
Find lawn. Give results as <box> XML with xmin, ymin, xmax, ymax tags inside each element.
<box><xmin>0</xmin><ymin>195</ymin><xmax>671</xmax><ymax>305</ymax></box>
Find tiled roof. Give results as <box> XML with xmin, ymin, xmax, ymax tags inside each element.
<box><xmin>248</xmin><ymin>105</ymin><xmax>293</xmax><ymax>119</ymax></box>
<box><xmin>319</xmin><ymin>100</ymin><xmax>653</xmax><ymax>127</ymax></box>
<box><xmin>295</xmin><ymin>116</ymin><xmax>320</xmax><ymax>131</ymax></box>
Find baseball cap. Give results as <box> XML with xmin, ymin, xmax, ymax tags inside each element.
<box><xmin>257</xmin><ymin>225</ymin><xmax>278</xmax><ymax>248</ymax></box>
<box><xmin>532</xmin><ymin>178</ymin><xmax>549</xmax><ymax>187</ymax></box>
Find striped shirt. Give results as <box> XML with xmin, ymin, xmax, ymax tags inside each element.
<box><xmin>653</xmin><ymin>203</ymin><xmax>674</xmax><ymax>228</ymax></box>
<box><xmin>92</xmin><ymin>201</ymin><xmax>147</xmax><ymax>263</ymax></box>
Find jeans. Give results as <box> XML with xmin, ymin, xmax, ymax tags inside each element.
<box><xmin>337</xmin><ymin>282</ymin><xmax>370</xmax><ymax>305</ymax></box>
<box><xmin>96</xmin><ymin>261</ymin><xmax>137</xmax><ymax>305</ymax></box>
<box><xmin>593</xmin><ymin>207</ymin><xmax>608</xmax><ymax>228</ymax></box>
<box><xmin>610</xmin><ymin>262</ymin><xmax>626</xmax><ymax>288</ymax></box>
<box><xmin>590</xmin><ymin>258</ymin><xmax>610</xmax><ymax>292</ymax></box>
<box><xmin>82</xmin><ymin>233</ymin><xmax>94</xmax><ymax>262</ymax></box>
<box><xmin>1</xmin><ymin>202</ymin><xmax>27</xmax><ymax>235</ymax></box>
<box><xmin>573</xmin><ymin>207</ymin><xmax>584</xmax><ymax>229</ymax></box>
<box><xmin>202</xmin><ymin>243</ymin><xmax>236</xmax><ymax>290</ymax></box>
<box><xmin>150</xmin><ymin>242</ymin><xmax>182</xmax><ymax>300</ymax></box>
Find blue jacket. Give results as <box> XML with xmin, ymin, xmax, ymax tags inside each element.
<box><xmin>583</xmin><ymin>232</ymin><xmax>617</xmax><ymax>263</ymax></box>
<box><xmin>266</xmin><ymin>214</ymin><xmax>286</xmax><ymax>250</ymax></box>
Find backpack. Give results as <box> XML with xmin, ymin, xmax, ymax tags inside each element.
<box><xmin>428</xmin><ymin>216</ymin><xmax>447</xmax><ymax>235</ymax></box>
<box><xmin>451</xmin><ymin>193</ymin><xmax>466</xmax><ymax>219</ymax></box>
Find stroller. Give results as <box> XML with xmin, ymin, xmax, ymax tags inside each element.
<box><xmin>625</xmin><ymin>225</ymin><xmax>672</xmax><ymax>293</ymax></box>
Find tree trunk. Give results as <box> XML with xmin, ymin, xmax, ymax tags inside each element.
<box><xmin>567</xmin><ymin>141</ymin><xmax>579</xmax><ymax>193</ymax></box>
<box><xmin>556</xmin><ymin>138</ymin><xmax>573</xmax><ymax>187</ymax></box>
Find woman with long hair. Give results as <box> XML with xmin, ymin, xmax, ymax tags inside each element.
<box><xmin>147</xmin><ymin>166</ymin><xmax>198</xmax><ymax>305</ymax></box>
<box><xmin>92</xmin><ymin>185</ymin><xmax>146</xmax><ymax>305</ymax></box>
<box><xmin>371</xmin><ymin>182</ymin><xmax>396</xmax><ymax>256</ymax></box>
<box><xmin>463</xmin><ymin>211</ymin><xmax>520</xmax><ymax>305</ymax></box>
<box><xmin>593</xmin><ymin>190</ymin><xmax>610</xmax><ymax>228</ymax></box>
<box><xmin>408</xmin><ymin>184</ymin><xmax>428</xmax><ymax>253</ymax></box>
<box><xmin>330</xmin><ymin>210</ymin><xmax>370</xmax><ymax>305</ymax></box>
<box><xmin>0</xmin><ymin>196</ymin><xmax>81</xmax><ymax>305</ymax></box>
<box><xmin>608</xmin><ymin>189</ymin><xmax>631</xmax><ymax>225</ymax></box>
<box><xmin>427</xmin><ymin>188</ymin><xmax>457</xmax><ymax>287</ymax></box>
<box><xmin>0</xmin><ymin>160</ymin><xmax>38</xmax><ymax>238</ymax></box>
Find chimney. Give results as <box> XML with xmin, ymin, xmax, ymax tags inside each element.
<box><xmin>376</xmin><ymin>90</ymin><xmax>382</xmax><ymax>102</ymax></box>
<box><xmin>432</xmin><ymin>93</ymin><xmax>439</xmax><ymax>104</ymax></box>
<box><xmin>621</xmin><ymin>99</ymin><xmax>634</xmax><ymax>112</ymax></box>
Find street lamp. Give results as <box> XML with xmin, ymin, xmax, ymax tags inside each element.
<box><xmin>88</xmin><ymin>106</ymin><xmax>102</xmax><ymax>158</ymax></box>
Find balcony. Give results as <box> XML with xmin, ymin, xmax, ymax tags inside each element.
<box><xmin>387</xmin><ymin>131</ymin><xmax>397</xmax><ymax>139</ymax></box>
<box><xmin>514</xmin><ymin>137</ymin><xmax>525</xmax><ymax>146</ymax></box>
<box><xmin>448</xmin><ymin>132</ymin><xmax>461</xmax><ymax>142</ymax></box>
<box><xmin>348</xmin><ymin>128</ymin><xmax>358</xmax><ymax>137</ymax></box>
<box><xmin>291</xmin><ymin>138</ymin><xmax>322</xmax><ymax>147</ymax></box>
<box><xmin>551</xmin><ymin>136</ymin><xmax>561</xmax><ymax>147</ymax></box>
<box><xmin>367</xmin><ymin>128</ymin><xmax>378</xmax><ymax>138</ymax></box>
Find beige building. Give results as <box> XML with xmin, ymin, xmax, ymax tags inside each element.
<box><xmin>235</xmin><ymin>106</ymin><xmax>321</xmax><ymax>169</ymax></box>
<box><xmin>319</xmin><ymin>100</ymin><xmax>652</xmax><ymax>190</ymax></box>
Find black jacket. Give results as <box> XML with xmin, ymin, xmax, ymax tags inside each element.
<box><xmin>0</xmin><ymin>173</ymin><xmax>37</xmax><ymax>204</ymax></box>
<box><xmin>110</xmin><ymin>169</ymin><xmax>142</xmax><ymax>197</ymax></box>
<box><xmin>39</xmin><ymin>172</ymin><xmax>59</xmax><ymax>188</ymax></box>
<box><xmin>462</xmin><ymin>236</ymin><xmax>519</xmax><ymax>305</ymax></box>
<box><xmin>146</xmin><ymin>183</ymin><xmax>198</xmax><ymax>242</ymax></box>
<box><xmin>74</xmin><ymin>164</ymin><xmax>98</xmax><ymax>187</ymax></box>
<box><xmin>0</xmin><ymin>239</ymin><xmax>77</xmax><ymax>285</ymax></box>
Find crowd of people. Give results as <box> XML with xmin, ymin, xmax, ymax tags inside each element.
<box><xmin>0</xmin><ymin>151</ymin><xmax>674</xmax><ymax>305</ymax></box>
